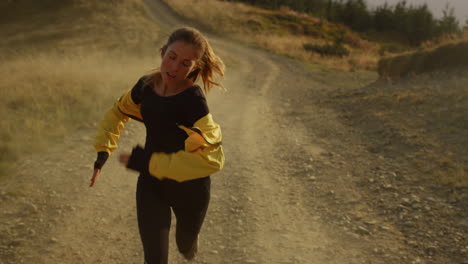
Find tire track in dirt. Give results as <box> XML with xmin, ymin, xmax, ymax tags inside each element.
<box><xmin>141</xmin><ymin>2</ymin><xmax>335</xmax><ymax>260</ymax></box>
<box><xmin>215</xmin><ymin>50</ymin><xmax>332</xmax><ymax>263</ymax></box>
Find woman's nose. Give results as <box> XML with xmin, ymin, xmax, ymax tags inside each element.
<box><xmin>170</xmin><ymin>61</ymin><xmax>180</xmax><ymax>72</ymax></box>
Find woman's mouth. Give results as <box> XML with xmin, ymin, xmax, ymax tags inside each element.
<box><xmin>166</xmin><ymin>72</ymin><xmax>176</xmax><ymax>80</ymax></box>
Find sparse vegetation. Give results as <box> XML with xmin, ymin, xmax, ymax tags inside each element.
<box><xmin>164</xmin><ymin>0</ymin><xmax>379</xmax><ymax>71</ymax></box>
<box><xmin>378</xmin><ymin>41</ymin><xmax>468</xmax><ymax>78</ymax></box>
<box><xmin>232</xmin><ymin>0</ymin><xmax>464</xmax><ymax>47</ymax></box>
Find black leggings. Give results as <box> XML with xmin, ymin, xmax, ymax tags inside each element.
<box><xmin>136</xmin><ymin>174</ymin><xmax>210</xmax><ymax>264</ymax></box>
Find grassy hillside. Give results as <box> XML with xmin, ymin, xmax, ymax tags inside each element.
<box><xmin>0</xmin><ymin>0</ymin><xmax>160</xmax><ymax>175</ymax></box>
<box><xmin>378</xmin><ymin>40</ymin><xmax>468</xmax><ymax>78</ymax></box>
<box><xmin>164</xmin><ymin>0</ymin><xmax>379</xmax><ymax>72</ymax></box>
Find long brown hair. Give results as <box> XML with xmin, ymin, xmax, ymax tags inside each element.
<box><xmin>150</xmin><ymin>27</ymin><xmax>225</xmax><ymax>94</ymax></box>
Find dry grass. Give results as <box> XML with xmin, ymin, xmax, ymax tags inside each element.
<box><xmin>378</xmin><ymin>28</ymin><xmax>468</xmax><ymax>78</ymax></box>
<box><xmin>164</xmin><ymin>0</ymin><xmax>379</xmax><ymax>72</ymax></box>
<box><xmin>421</xmin><ymin>28</ymin><xmax>468</xmax><ymax>50</ymax></box>
<box><xmin>378</xmin><ymin>40</ymin><xmax>468</xmax><ymax>78</ymax></box>
<box><xmin>0</xmin><ymin>0</ymin><xmax>160</xmax><ymax>56</ymax></box>
<box><xmin>0</xmin><ymin>0</ymin><xmax>161</xmax><ymax>175</ymax></box>
<box><xmin>166</xmin><ymin>0</ymin><xmax>255</xmax><ymax>34</ymax></box>
<box><xmin>250</xmin><ymin>34</ymin><xmax>377</xmax><ymax>71</ymax></box>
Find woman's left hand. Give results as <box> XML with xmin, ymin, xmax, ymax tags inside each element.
<box><xmin>118</xmin><ymin>152</ymin><xmax>131</xmax><ymax>167</ymax></box>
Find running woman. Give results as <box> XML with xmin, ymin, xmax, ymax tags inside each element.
<box><xmin>91</xmin><ymin>27</ymin><xmax>225</xmax><ymax>264</ymax></box>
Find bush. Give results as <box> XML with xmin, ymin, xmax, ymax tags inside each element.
<box><xmin>379</xmin><ymin>43</ymin><xmax>408</xmax><ymax>56</ymax></box>
<box><xmin>303</xmin><ymin>43</ymin><xmax>350</xmax><ymax>57</ymax></box>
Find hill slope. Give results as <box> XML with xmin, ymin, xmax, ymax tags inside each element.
<box><xmin>0</xmin><ymin>0</ymin><xmax>160</xmax><ymax>174</ymax></box>
<box><xmin>379</xmin><ymin>41</ymin><xmax>468</xmax><ymax>78</ymax></box>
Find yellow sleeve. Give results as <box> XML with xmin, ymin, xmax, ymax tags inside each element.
<box><xmin>93</xmin><ymin>88</ymin><xmax>142</xmax><ymax>154</ymax></box>
<box><xmin>147</xmin><ymin>114</ymin><xmax>224</xmax><ymax>182</ymax></box>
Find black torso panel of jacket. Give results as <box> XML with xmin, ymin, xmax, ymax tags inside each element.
<box><xmin>130</xmin><ymin>76</ymin><xmax>209</xmax><ymax>154</ymax></box>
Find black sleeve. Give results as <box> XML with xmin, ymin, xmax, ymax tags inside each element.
<box><xmin>94</xmin><ymin>152</ymin><xmax>109</xmax><ymax>170</ymax></box>
<box><xmin>126</xmin><ymin>145</ymin><xmax>150</xmax><ymax>174</ymax></box>
<box><xmin>130</xmin><ymin>76</ymin><xmax>149</xmax><ymax>104</ymax></box>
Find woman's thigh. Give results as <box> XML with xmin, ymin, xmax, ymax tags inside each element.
<box><xmin>169</xmin><ymin>177</ymin><xmax>211</xmax><ymax>234</ymax></box>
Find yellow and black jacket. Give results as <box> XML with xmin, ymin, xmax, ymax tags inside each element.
<box><xmin>94</xmin><ymin>76</ymin><xmax>224</xmax><ymax>182</ymax></box>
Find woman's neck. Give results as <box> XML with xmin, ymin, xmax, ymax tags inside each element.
<box><xmin>153</xmin><ymin>73</ymin><xmax>193</xmax><ymax>97</ymax></box>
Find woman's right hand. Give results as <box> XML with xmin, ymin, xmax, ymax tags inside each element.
<box><xmin>90</xmin><ymin>168</ymin><xmax>100</xmax><ymax>187</ymax></box>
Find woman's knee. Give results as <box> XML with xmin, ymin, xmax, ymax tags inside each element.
<box><xmin>176</xmin><ymin>229</ymin><xmax>198</xmax><ymax>260</ymax></box>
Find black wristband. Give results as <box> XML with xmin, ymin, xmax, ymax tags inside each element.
<box><xmin>94</xmin><ymin>152</ymin><xmax>109</xmax><ymax>170</ymax></box>
<box><xmin>126</xmin><ymin>145</ymin><xmax>148</xmax><ymax>173</ymax></box>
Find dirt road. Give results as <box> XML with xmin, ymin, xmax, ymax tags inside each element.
<box><xmin>1</xmin><ymin>1</ymin><xmax>466</xmax><ymax>264</ymax></box>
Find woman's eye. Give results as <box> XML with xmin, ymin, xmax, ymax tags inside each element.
<box><xmin>182</xmin><ymin>62</ymin><xmax>191</xmax><ymax>67</ymax></box>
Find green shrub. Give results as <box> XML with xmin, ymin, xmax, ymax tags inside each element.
<box><xmin>303</xmin><ymin>23</ymin><xmax>322</xmax><ymax>37</ymax></box>
<box><xmin>303</xmin><ymin>43</ymin><xmax>350</xmax><ymax>57</ymax></box>
<box><xmin>379</xmin><ymin>43</ymin><xmax>408</xmax><ymax>56</ymax></box>
<box><xmin>270</xmin><ymin>13</ymin><xmax>301</xmax><ymax>23</ymax></box>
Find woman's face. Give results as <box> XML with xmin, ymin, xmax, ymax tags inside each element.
<box><xmin>160</xmin><ymin>41</ymin><xmax>199</xmax><ymax>86</ymax></box>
